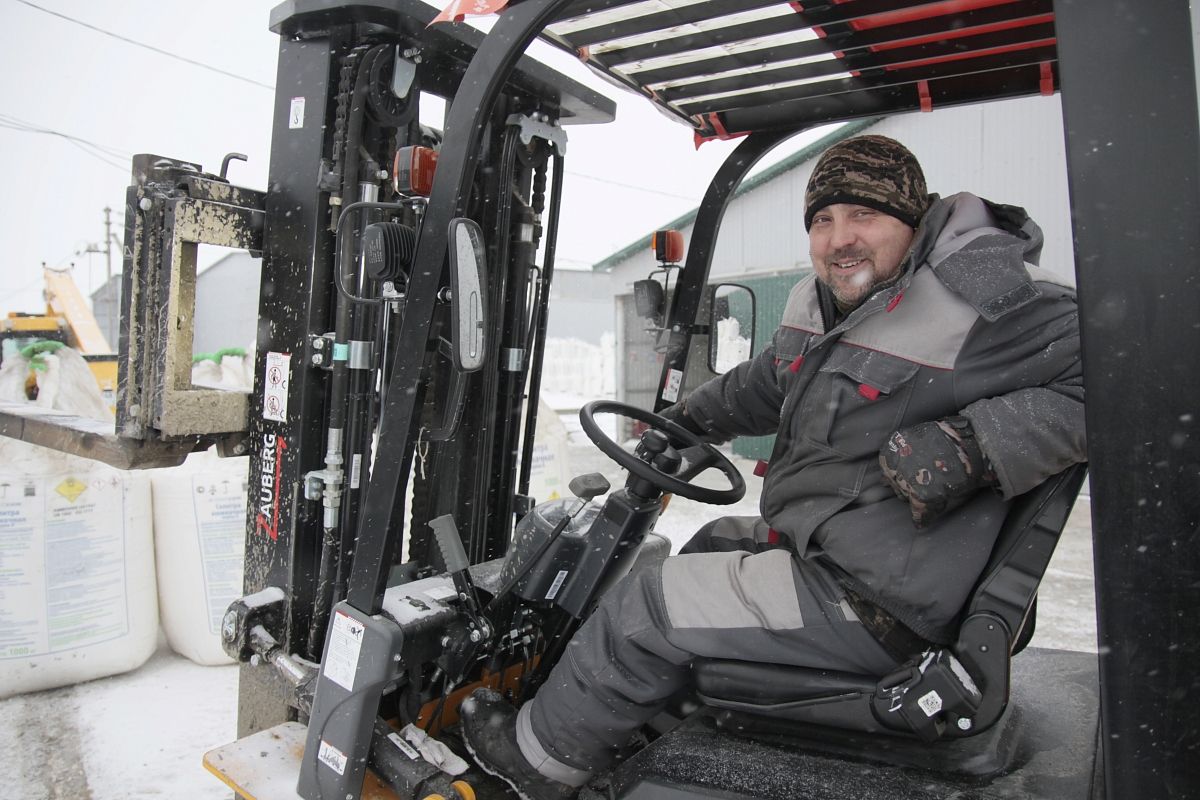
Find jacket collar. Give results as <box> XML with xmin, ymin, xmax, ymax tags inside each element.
<box><xmin>822</xmin><ymin>193</ymin><xmax>1044</xmax><ymax>333</ymax></box>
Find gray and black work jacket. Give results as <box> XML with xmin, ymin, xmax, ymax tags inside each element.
<box><xmin>685</xmin><ymin>192</ymin><xmax>1086</xmax><ymax>644</ymax></box>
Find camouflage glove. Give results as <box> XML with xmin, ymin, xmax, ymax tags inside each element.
<box><xmin>879</xmin><ymin>416</ymin><xmax>997</xmax><ymax>528</ymax></box>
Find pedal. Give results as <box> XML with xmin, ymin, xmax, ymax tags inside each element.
<box><xmin>204</xmin><ymin>722</ymin><xmax>398</xmax><ymax>799</ymax></box>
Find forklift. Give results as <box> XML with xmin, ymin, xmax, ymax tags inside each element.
<box><xmin>1</xmin><ymin>1</ymin><xmax>1195</xmax><ymax>798</ymax></box>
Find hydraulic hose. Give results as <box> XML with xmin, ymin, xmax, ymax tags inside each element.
<box><xmin>468</xmin><ymin>122</ymin><xmax>524</xmax><ymax>564</ymax></box>
<box><xmin>307</xmin><ymin>45</ymin><xmax>387</xmax><ymax>657</ymax></box>
<box><xmin>517</xmin><ymin>152</ymin><xmax>564</xmax><ymax>499</ymax></box>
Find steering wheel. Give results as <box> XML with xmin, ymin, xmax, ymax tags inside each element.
<box><xmin>578</xmin><ymin>400</ymin><xmax>746</xmax><ymax>505</ymax></box>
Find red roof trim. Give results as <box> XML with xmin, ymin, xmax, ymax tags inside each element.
<box><xmin>850</xmin><ymin>0</ymin><xmax>1018</xmax><ymax>32</ymax></box>
<box><xmin>883</xmin><ymin>37</ymin><xmax>1056</xmax><ymax>71</ymax></box>
<box><xmin>868</xmin><ymin>13</ymin><xmax>1055</xmax><ymax>53</ymax></box>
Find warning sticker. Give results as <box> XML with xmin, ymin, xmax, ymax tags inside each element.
<box><xmin>545</xmin><ymin>569</ymin><xmax>569</xmax><ymax>601</ymax></box>
<box><xmin>661</xmin><ymin>368</ymin><xmax>683</xmax><ymax>404</ymax></box>
<box><xmin>323</xmin><ymin>610</ymin><xmax>365</xmax><ymax>692</ymax></box>
<box><xmin>317</xmin><ymin>740</ymin><xmax>348</xmax><ymax>775</ymax></box>
<box><xmin>263</xmin><ymin>352</ymin><xmax>290</xmax><ymax>423</ymax></box>
<box><xmin>54</xmin><ymin>477</ymin><xmax>87</xmax><ymax>503</ymax></box>
<box><xmin>289</xmin><ymin>97</ymin><xmax>306</xmax><ymax>129</ymax></box>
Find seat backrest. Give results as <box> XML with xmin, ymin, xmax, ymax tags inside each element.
<box><xmin>965</xmin><ymin>463</ymin><xmax>1089</xmax><ymax>652</ymax></box>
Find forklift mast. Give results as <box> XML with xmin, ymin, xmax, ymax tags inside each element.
<box><xmin>233</xmin><ymin>0</ymin><xmax>614</xmax><ymax>734</ymax></box>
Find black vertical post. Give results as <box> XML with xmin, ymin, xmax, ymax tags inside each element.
<box><xmin>1054</xmin><ymin>1</ymin><xmax>1200</xmax><ymax>796</ymax></box>
<box><xmin>238</xmin><ymin>33</ymin><xmax>340</xmax><ymax>737</ymax></box>
<box><xmin>654</xmin><ymin>129</ymin><xmax>797</xmax><ymax>412</ymax></box>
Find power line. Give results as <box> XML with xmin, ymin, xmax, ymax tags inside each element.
<box><xmin>0</xmin><ymin>114</ymin><xmax>130</xmax><ymax>171</ymax></box>
<box><xmin>13</xmin><ymin>0</ymin><xmax>275</xmax><ymax>91</ymax></box>
<box><xmin>0</xmin><ymin>114</ymin><xmax>130</xmax><ymax>159</ymax></box>
<box><xmin>565</xmin><ymin>170</ymin><xmax>700</xmax><ymax>202</ymax></box>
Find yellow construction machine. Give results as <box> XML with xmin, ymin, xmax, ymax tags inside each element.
<box><xmin>0</xmin><ymin>267</ymin><xmax>118</xmax><ymax>407</ymax></box>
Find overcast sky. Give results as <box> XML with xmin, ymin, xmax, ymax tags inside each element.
<box><xmin>0</xmin><ymin>0</ymin><xmax>835</xmax><ymax>328</ymax></box>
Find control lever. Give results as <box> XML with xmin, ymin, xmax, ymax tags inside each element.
<box><xmin>429</xmin><ymin>515</ymin><xmax>490</xmax><ymax>645</ymax></box>
<box><xmin>568</xmin><ymin>472</ymin><xmax>612</xmax><ymax>507</ymax></box>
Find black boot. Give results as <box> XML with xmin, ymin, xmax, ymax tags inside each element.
<box><xmin>460</xmin><ymin>688</ymin><xmax>579</xmax><ymax>800</ymax></box>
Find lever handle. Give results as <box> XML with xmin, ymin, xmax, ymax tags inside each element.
<box><xmin>429</xmin><ymin>514</ymin><xmax>469</xmax><ymax>574</ymax></box>
<box><xmin>568</xmin><ymin>473</ymin><xmax>611</xmax><ymax>503</ymax></box>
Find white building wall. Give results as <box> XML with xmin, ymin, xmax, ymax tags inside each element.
<box><xmin>194</xmin><ymin>253</ymin><xmax>262</xmax><ymax>355</ymax></box>
<box><xmin>545</xmin><ymin>268</ymin><xmax>614</xmax><ymax>345</ymax></box>
<box><xmin>605</xmin><ymin>93</ymin><xmax>1074</xmax><ymax>291</ymax></box>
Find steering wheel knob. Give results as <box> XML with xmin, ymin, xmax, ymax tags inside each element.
<box><xmin>636</xmin><ymin>429</ymin><xmax>671</xmax><ymax>458</ymax></box>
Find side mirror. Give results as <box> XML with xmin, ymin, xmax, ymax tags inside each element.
<box><xmin>708</xmin><ymin>283</ymin><xmax>755</xmax><ymax>374</ymax></box>
<box><xmin>447</xmin><ymin>218</ymin><xmax>488</xmax><ymax>372</ymax></box>
<box><xmin>633</xmin><ymin>278</ymin><xmax>665</xmax><ymax>325</ymax></box>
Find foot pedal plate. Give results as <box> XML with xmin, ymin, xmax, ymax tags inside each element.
<box><xmin>204</xmin><ymin>722</ymin><xmax>399</xmax><ymax>799</ymax></box>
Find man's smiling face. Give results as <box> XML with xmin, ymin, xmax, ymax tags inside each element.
<box><xmin>808</xmin><ymin>203</ymin><xmax>915</xmax><ymax>310</ymax></box>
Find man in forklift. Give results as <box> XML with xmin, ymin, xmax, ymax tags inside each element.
<box><xmin>461</xmin><ymin>135</ymin><xmax>1087</xmax><ymax>800</ymax></box>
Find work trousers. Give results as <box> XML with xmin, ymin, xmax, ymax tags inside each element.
<box><xmin>521</xmin><ymin>516</ymin><xmax>900</xmax><ymax>777</ymax></box>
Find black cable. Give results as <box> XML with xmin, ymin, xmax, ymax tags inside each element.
<box><xmin>0</xmin><ymin>115</ymin><xmax>130</xmax><ymax>170</ymax></box>
<box><xmin>423</xmin><ymin>672</ymin><xmax>453</xmax><ymax>735</ymax></box>
<box><xmin>12</xmin><ymin>0</ymin><xmax>275</xmax><ymax>90</ymax></box>
<box><xmin>566</xmin><ymin>170</ymin><xmax>699</xmax><ymax>201</ymax></box>
<box><xmin>331</xmin><ymin>201</ymin><xmax>409</xmax><ymax>306</ymax></box>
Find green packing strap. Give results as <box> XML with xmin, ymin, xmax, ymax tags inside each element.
<box><xmin>19</xmin><ymin>339</ymin><xmax>67</xmax><ymax>372</ymax></box>
<box><xmin>193</xmin><ymin>347</ymin><xmax>249</xmax><ymax>364</ymax></box>
<box><xmin>19</xmin><ymin>339</ymin><xmax>67</xmax><ymax>359</ymax></box>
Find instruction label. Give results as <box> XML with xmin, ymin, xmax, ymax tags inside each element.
<box><xmin>0</xmin><ymin>474</ymin><xmax>129</xmax><ymax>659</ymax></box>
<box><xmin>263</xmin><ymin>352</ymin><xmax>290</xmax><ymax>422</ymax></box>
<box><xmin>662</xmin><ymin>368</ymin><xmax>683</xmax><ymax>403</ymax></box>
<box><xmin>317</xmin><ymin>739</ymin><xmax>347</xmax><ymax>775</ymax></box>
<box><xmin>324</xmin><ymin>609</ymin><xmax>365</xmax><ymax>691</ymax></box>
<box><xmin>387</xmin><ymin>731</ymin><xmax>421</xmax><ymax>761</ymax></box>
<box><xmin>191</xmin><ymin>473</ymin><xmax>248</xmax><ymax>635</ymax></box>
<box><xmin>289</xmin><ymin>97</ymin><xmax>306</xmax><ymax>129</ymax></box>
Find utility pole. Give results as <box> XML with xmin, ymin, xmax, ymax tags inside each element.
<box><xmin>77</xmin><ymin>207</ymin><xmax>122</xmax><ymax>348</ymax></box>
<box><xmin>81</xmin><ymin>206</ymin><xmax>119</xmax><ymax>284</ymax></box>
<box><xmin>103</xmin><ymin>206</ymin><xmax>113</xmax><ymax>283</ymax></box>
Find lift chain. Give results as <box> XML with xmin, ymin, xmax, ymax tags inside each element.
<box><xmin>324</xmin><ymin>46</ymin><xmax>370</xmax><ymax>207</ymax></box>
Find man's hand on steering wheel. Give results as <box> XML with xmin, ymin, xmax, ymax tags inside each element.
<box><xmin>579</xmin><ymin>401</ymin><xmax>745</xmax><ymax>505</ymax></box>
<box><xmin>657</xmin><ymin>402</ymin><xmax>711</xmax><ymax>441</ymax></box>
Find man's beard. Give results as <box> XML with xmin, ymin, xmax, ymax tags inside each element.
<box><xmin>820</xmin><ymin>249</ymin><xmax>883</xmax><ymax>311</ymax></box>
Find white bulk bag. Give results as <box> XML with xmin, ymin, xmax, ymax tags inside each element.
<box><xmin>150</xmin><ymin>450</ymin><xmax>248</xmax><ymax>666</ymax></box>
<box><xmin>0</xmin><ymin>439</ymin><xmax>157</xmax><ymax>698</ymax></box>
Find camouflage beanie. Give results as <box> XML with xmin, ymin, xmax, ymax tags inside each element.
<box><xmin>803</xmin><ymin>135</ymin><xmax>930</xmax><ymax>230</ymax></box>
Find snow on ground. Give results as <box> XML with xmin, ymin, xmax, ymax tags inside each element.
<box><xmin>1</xmin><ymin>408</ymin><xmax>1097</xmax><ymax>799</ymax></box>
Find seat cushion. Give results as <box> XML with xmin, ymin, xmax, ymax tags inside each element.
<box><xmin>693</xmin><ymin>659</ymin><xmax>877</xmax><ymax>705</ymax></box>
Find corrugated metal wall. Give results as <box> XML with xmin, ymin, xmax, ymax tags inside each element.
<box><xmin>728</xmin><ymin>272</ymin><xmax>808</xmax><ymax>461</ymax></box>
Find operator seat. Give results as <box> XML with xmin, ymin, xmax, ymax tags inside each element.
<box><xmin>691</xmin><ymin>463</ymin><xmax>1088</xmax><ymax>744</ymax></box>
